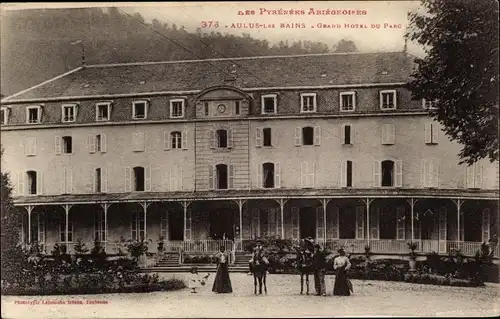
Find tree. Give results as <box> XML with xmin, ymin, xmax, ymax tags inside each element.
<box><xmin>334</xmin><ymin>39</ymin><xmax>358</xmax><ymax>53</ymax></box>
<box><xmin>407</xmin><ymin>0</ymin><xmax>499</xmax><ymax>165</ymax></box>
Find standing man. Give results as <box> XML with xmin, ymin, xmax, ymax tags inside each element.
<box><xmin>313</xmin><ymin>244</ymin><xmax>327</xmax><ymax>296</ymax></box>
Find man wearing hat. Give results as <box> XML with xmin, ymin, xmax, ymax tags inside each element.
<box><xmin>312</xmin><ymin>243</ymin><xmax>327</xmax><ymax>296</ymax></box>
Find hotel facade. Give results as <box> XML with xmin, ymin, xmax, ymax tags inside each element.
<box><xmin>1</xmin><ymin>52</ymin><xmax>498</xmax><ymax>259</ymax></box>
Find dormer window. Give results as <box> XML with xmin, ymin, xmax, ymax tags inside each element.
<box><xmin>340</xmin><ymin>92</ymin><xmax>356</xmax><ymax>112</ymax></box>
<box><xmin>62</xmin><ymin>104</ymin><xmax>77</xmax><ymax>123</ymax></box>
<box><xmin>380</xmin><ymin>90</ymin><xmax>397</xmax><ymax>110</ymax></box>
<box><xmin>132</xmin><ymin>100</ymin><xmax>148</xmax><ymax>119</ymax></box>
<box><xmin>26</xmin><ymin>106</ymin><xmax>42</xmax><ymax>124</ymax></box>
<box><xmin>261</xmin><ymin>94</ymin><xmax>277</xmax><ymax>114</ymax></box>
<box><xmin>300</xmin><ymin>93</ymin><xmax>317</xmax><ymax>113</ymax></box>
<box><xmin>170</xmin><ymin>99</ymin><xmax>185</xmax><ymax>118</ymax></box>
<box><xmin>96</xmin><ymin>102</ymin><xmax>112</xmax><ymax>121</ymax></box>
<box><xmin>1</xmin><ymin>107</ymin><xmax>9</xmax><ymax>125</ymax></box>
<box><xmin>422</xmin><ymin>98</ymin><xmax>438</xmax><ymax>110</ymax></box>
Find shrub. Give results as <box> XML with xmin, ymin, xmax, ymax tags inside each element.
<box><xmin>403</xmin><ymin>272</ymin><xmax>483</xmax><ymax>287</ymax></box>
<box><xmin>73</xmin><ymin>239</ymin><xmax>89</xmax><ymax>254</ymax></box>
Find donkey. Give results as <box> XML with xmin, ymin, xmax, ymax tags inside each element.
<box><xmin>295</xmin><ymin>241</ymin><xmax>315</xmax><ymax>295</ymax></box>
<box><xmin>249</xmin><ymin>249</ymin><xmax>268</xmax><ymax>295</ymax></box>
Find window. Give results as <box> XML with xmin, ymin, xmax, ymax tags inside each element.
<box><xmin>263</xmin><ymin>128</ymin><xmax>272</xmax><ymax>146</ymax></box>
<box><xmin>27</xmin><ymin>170</ymin><xmax>37</xmax><ymax>195</ymax></box>
<box><xmin>94</xmin><ymin>210</ymin><xmax>106</xmax><ymax>242</ymax></box>
<box><xmin>131</xmin><ymin>211</ymin><xmax>145</xmax><ymax>241</ymax></box>
<box><xmin>261</xmin><ymin>94</ymin><xmax>277</xmax><ymax>114</ymax></box>
<box><xmin>465</xmin><ymin>163</ymin><xmax>483</xmax><ymax>189</ymax></box>
<box><xmin>171</xmin><ymin>131</ymin><xmax>182</xmax><ymax>149</ymax></box>
<box><xmin>300</xmin><ymin>162</ymin><xmax>315</xmax><ymax>188</ymax></box>
<box><xmin>95</xmin><ymin>168</ymin><xmax>102</xmax><ymax>193</ymax></box>
<box><xmin>302</xmin><ymin>127</ymin><xmax>314</xmax><ymax>145</ymax></box>
<box><xmin>204</xmin><ymin>102</ymin><xmax>209</xmax><ymax>116</ymax></box>
<box><xmin>263</xmin><ymin>163</ymin><xmax>275</xmax><ymax>188</ymax></box>
<box><xmin>424</xmin><ymin>123</ymin><xmax>439</xmax><ymax>144</ymax></box>
<box><xmin>343</xmin><ymin>125</ymin><xmax>352</xmax><ymax>145</ymax></box>
<box><xmin>132</xmin><ymin>101</ymin><xmax>148</xmax><ymax>119</ymax></box>
<box><xmin>132</xmin><ymin>132</ymin><xmax>145</xmax><ymax>152</ymax></box>
<box><xmin>340</xmin><ymin>92</ymin><xmax>356</xmax><ymax>111</ymax></box>
<box><xmin>381</xmin><ymin>124</ymin><xmax>395</xmax><ymax>145</ymax></box>
<box><xmin>88</xmin><ymin>134</ymin><xmax>107</xmax><ymax>153</ymax></box>
<box><xmin>62</xmin><ymin>104</ymin><xmax>77</xmax><ymax>122</ymax></box>
<box><xmin>133</xmin><ymin>166</ymin><xmax>145</xmax><ymax>191</ymax></box>
<box><xmin>217</xmin><ymin>129</ymin><xmax>228</xmax><ymax>148</ymax></box>
<box><xmin>381</xmin><ymin>160</ymin><xmax>395</xmax><ymax>186</ymax></box>
<box><xmin>380</xmin><ymin>90</ymin><xmax>397</xmax><ymax>110</ymax></box>
<box><xmin>422</xmin><ymin>158</ymin><xmax>439</xmax><ymax>188</ymax></box>
<box><xmin>26</xmin><ymin>106</ymin><xmax>42</xmax><ymax>124</ymax></box>
<box><xmin>170</xmin><ymin>99</ymin><xmax>185</xmax><ymax>118</ymax></box>
<box><xmin>1</xmin><ymin>107</ymin><xmax>10</xmax><ymax>125</ymax></box>
<box><xmin>59</xmin><ymin>219</ymin><xmax>74</xmax><ymax>242</ymax></box>
<box><xmin>216</xmin><ymin>164</ymin><xmax>228</xmax><ymax>190</ymax></box>
<box><xmin>62</xmin><ymin>136</ymin><xmax>72</xmax><ymax>154</ymax></box>
<box><xmin>60</xmin><ymin>168</ymin><xmax>73</xmax><ymax>194</ymax></box>
<box><xmin>25</xmin><ymin>137</ymin><xmax>36</xmax><ymax>156</ymax></box>
<box><xmin>235</xmin><ymin>101</ymin><xmax>240</xmax><ymax>115</ymax></box>
<box><xmin>346</xmin><ymin>160</ymin><xmax>353</xmax><ymax>187</ymax></box>
<box><xmin>96</xmin><ymin>102</ymin><xmax>111</xmax><ymax>121</ymax></box>
<box><xmin>422</xmin><ymin>98</ymin><xmax>438</xmax><ymax>110</ymax></box>
<box><xmin>300</xmin><ymin>93</ymin><xmax>317</xmax><ymax>113</ymax></box>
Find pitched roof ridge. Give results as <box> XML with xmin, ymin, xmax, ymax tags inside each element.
<box><xmin>85</xmin><ymin>51</ymin><xmax>405</xmax><ymax>68</ymax></box>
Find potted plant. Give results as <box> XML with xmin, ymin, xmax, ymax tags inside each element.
<box><xmin>407</xmin><ymin>241</ymin><xmax>418</xmax><ymax>271</ymax></box>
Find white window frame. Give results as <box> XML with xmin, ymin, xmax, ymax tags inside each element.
<box><xmin>132</xmin><ymin>100</ymin><xmax>148</xmax><ymax>120</ymax></box>
<box><xmin>300</xmin><ymin>93</ymin><xmax>317</xmax><ymax>113</ymax></box>
<box><xmin>379</xmin><ymin>90</ymin><xmax>397</xmax><ymax>110</ymax></box>
<box><xmin>61</xmin><ymin>104</ymin><xmax>77</xmax><ymax>123</ymax></box>
<box><xmin>26</xmin><ymin>106</ymin><xmax>42</xmax><ymax>124</ymax></box>
<box><xmin>1</xmin><ymin>107</ymin><xmax>10</xmax><ymax>125</ymax></box>
<box><xmin>95</xmin><ymin>102</ymin><xmax>112</xmax><ymax>122</ymax></box>
<box><xmin>422</xmin><ymin>98</ymin><xmax>438</xmax><ymax>110</ymax></box>
<box><xmin>261</xmin><ymin>94</ymin><xmax>278</xmax><ymax>114</ymax></box>
<box><xmin>170</xmin><ymin>99</ymin><xmax>185</xmax><ymax>118</ymax></box>
<box><xmin>339</xmin><ymin>91</ymin><xmax>356</xmax><ymax>112</ymax></box>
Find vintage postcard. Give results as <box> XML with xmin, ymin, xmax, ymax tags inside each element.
<box><xmin>1</xmin><ymin>1</ymin><xmax>498</xmax><ymax>318</ymax></box>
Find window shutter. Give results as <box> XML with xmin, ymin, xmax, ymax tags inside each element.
<box><xmin>474</xmin><ymin>163</ymin><xmax>483</xmax><ymax>189</ymax></box>
<box><xmin>314</xmin><ymin>126</ymin><xmax>321</xmax><ymax>145</ymax></box>
<box><xmin>438</xmin><ymin>207</ymin><xmax>447</xmax><ymax>253</ymax></box>
<box><xmin>252</xmin><ymin>209</ymin><xmax>261</xmax><ymax>238</ymax></box>
<box><xmin>350</xmin><ymin>125</ymin><xmax>354</xmax><ymax>144</ymax></box>
<box><xmin>389</xmin><ymin>124</ymin><xmax>395</xmax><ymax>144</ymax></box>
<box><xmin>396</xmin><ymin>206</ymin><xmax>405</xmax><ymax>240</ymax></box>
<box><xmin>55</xmin><ymin>136</ymin><xmax>62</xmax><ymax>154</ymax></box>
<box><xmin>482</xmin><ymin>208</ymin><xmax>490</xmax><ymax>242</ymax></box>
<box><xmin>431</xmin><ymin>124</ymin><xmax>439</xmax><ymax>144</ymax></box>
<box><xmin>422</xmin><ymin>159</ymin><xmax>429</xmax><ymax>187</ymax></box>
<box><xmin>300</xmin><ymin>162</ymin><xmax>306</xmax><ymax>187</ymax></box>
<box><xmin>311</xmin><ymin>161</ymin><xmax>316</xmax><ymax>187</ymax></box>
<box><xmin>208</xmin><ymin>165</ymin><xmax>214</xmax><ymax>190</ymax></box>
<box><xmin>182</xmin><ymin>130</ymin><xmax>188</xmax><ymax>150</ymax></box>
<box><xmin>395</xmin><ymin>160</ymin><xmax>403</xmax><ymax>187</ymax></box>
<box><xmin>316</xmin><ymin>206</ymin><xmax>325</xmax><ymax>240</ymax></box>
<box><xmin>66</xmin><ymin>168</ymin><xmax>73</xmax><ymax>194</ymax></box>
<box><xmin>373</xmin><ymin>161</ymin><xmax>381</xmax><ymax>187</ymax></box>
<box><xmin>163</xmin><ymin>131</ymin><xmax>171</xmax><ymax>151</ymax></box>
<box><xmin>144</xmin><ymin>166</ymin><xmax>151</xmax><ymax>191</ymax></box>
<box><xmin>87</xmin><ymin>135</ymin><xmax>95</xmax><ymax>153</ymax></box>
<box><xmin>275</xmin><ymin>162</ymin><xmax>281</xmax><ymax>188</ymax></box>
<box><xmin>169</xmin><ymin>167</ymin><xmax>175</xmax><ymax>191</ymax></box>
<box><xmin>432</xmin><ymin>159</ymin><xmax>440</xmax><ymax>188</ymax></box>
<box><xmin>61</xmin><ymin>169</ymin><xmax>67</xmax><ymax>194</ymax></box>
<box><xmin>340</xmin><ymin>161</ymin><xmax>347</xmax><ymax>187</ymax></box>
<box><xmin>424</xmin><ymin>123</ymin><xmax>432</xmax><ymax>144</ymax></box>
<box><xmin>124</xmin><ymin>167</ymin><xmax>132</xmax><ymax>192</ymax></box>
<box><xmin>102</xmin><ymin>168</ymin><xmax>108</xmax><ymax>192</ymax></box>
<box><xmin>291</xmin><ymin>207</ymin><xmax>299</xmax><ymax>240</ymax></box>
<box><xmin>257</xmin><ymin>164</ymin><xmax>263</xmax><ymax>188</ymax></box>
<box><xmin>331</xmin><ymin>206</ymin><xmax>339</xmax><ymax>239</ymax></box>
<box><xmin>256</xmin><ymin>128</ymin><xmax>262</xmax><ymax>147</ymax></box>
<box><xmin>101</xmin><ymin>134</ymin><xmax>107</xmax><ymax>153</ymax></box>
<box><xmin>28</xmin><ymin>138</ymin><xmax>36</xmax><ymax>156</ymax></box>
<box><xmin>465</xmin><ymin>165</ymin><xmax>474</xmax><ymax>188</ymax></box>
<box><xmin>17</xmin><ymin>171</ymin><xmax>25</xmax><ymax>196</ymax></box>
<box><xmin>36</xmin><ymin>171</ymin><xmax>43</xmax><ymax>195</ymax></box>
<box><xmin>294</xmin><ymin>127</ymin><xmax>301</xmax><ymax>146</ymax></box>
<box><xmin>355</xmin><ymin>206</ymin><xmax>365</xmax><ymax>239</ymax></box>
<box><xmin>228</xmin><ymin>164</ymin><xmax>234</xmax><ymax>189</ymax></box>
<box><xmin>133</xmin><ymin>132</ymin><xmax>145</xmax><ymax>152</ymax></box>
<box><xmin>227</xmin><ymin>129</ymin><xmax>233</xmax><ymax>148</ymax></box>
<box><xmin>179</xmin><ymin>167</ymin><xmax>184</xmax><ymax>191</ymax></box>
<box><xmin>381</xmin><ymin>125</ymin><xmax>387</xmax><ymax>144</ymax></box>
<box><xmin>370</xmin><ymin>207</ymin><xmax>380</xmax><ymax>240</ymax></box>
<box><xmin>209</xmin><ymin>130</ymin><xmax>215</xmax><ymax>149</ymax></box>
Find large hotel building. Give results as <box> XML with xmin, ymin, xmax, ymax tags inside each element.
<box><xmin>1</xmin><ymin>51</ymin><xmax>498</xmax><ymax>260</ymax></box>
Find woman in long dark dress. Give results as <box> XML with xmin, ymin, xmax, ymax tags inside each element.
<box><xmin>212</xmin><ymin>246</ymin><xmax>233</xmax><ymax>293</ymax></box>
<box><xmin>333</xmin><ymin>247</ymin><xmax>352</xmax><ymax>296</ymax></box>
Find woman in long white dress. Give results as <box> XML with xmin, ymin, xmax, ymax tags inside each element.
<box><xmin>333</xmin><ymin>247</ymin><xmax>352</xmax><ymax>296</ymax></box>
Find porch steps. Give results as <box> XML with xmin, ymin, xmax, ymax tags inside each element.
<box><xmin>154</xmin><ymin>253</ymin><xmax>181</xmax><ymax>267</ymax></box>
<box><xmin>143</xmin><ymin>265</ymin><xmax>250</xmax><ymax>273</ymax></box>
<box><xmin>233</xmin><ymin>252</ymin><xmax>251</xmax><ymax>266</ymax></box>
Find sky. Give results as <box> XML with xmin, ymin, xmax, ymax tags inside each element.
<box><xmin>2</xmin><ymin>1</ymin><xmax>425</xmax><ymax>55</ymax></box>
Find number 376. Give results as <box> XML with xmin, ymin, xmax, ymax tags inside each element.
<box><xmin>201</xmin><ymin>21</ymin><xmax>219</xmax><ymax>28</ymax></box>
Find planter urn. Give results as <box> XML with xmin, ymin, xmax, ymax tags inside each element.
<box><xmin>409</xmin><ymin>259</ymin><xmax>417</xmax><ymax>272</ymax></box>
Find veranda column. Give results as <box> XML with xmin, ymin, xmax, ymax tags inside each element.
<box><xmin>141</xmin><ymin>202</ymin><xmax>150</xmax><ymax>242</ymax></box>
<box><xmin>322</xmin><ymin>198</ymin><xmax>329</xmax><ymax>242</ymax></box>
<box><xmin>365</xmin><ymin>198</ymin><xmax>372</xmax><ymax>244</ymax></box>
<box><xmin>237</xmin><ymin>199</ymin><xmax>245</xmax><ymax>250</ymax></box>
<box><xmin>453</xmin><ymin>199</ymin><xmax>465</xmax><ymax>250</ymax></box>
<box><xmin>101</xmin><ymin>203</ymin><xmax>109</xmax><ymax>253</ymax></box>
<box><xmin>26</xmin><ymin>205</ymin><xmax>34</xmax><ymax>244</ymax></box>
<box><xmin>64</xmin><ymin>204</ymin><xmax>72</xmax><ymax>252</ymax></box>
<box><xmin>406</xmin><ymin>198</ymin><xmax>418</xmax><ymax>242</ymax></box>
<box><xmin>279</xmin><ymin>198</ymin><xmax>286</xmax><ymax>239</ymax></box>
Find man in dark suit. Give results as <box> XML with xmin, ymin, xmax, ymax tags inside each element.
<box><xmin>313</xmin><ymin>244</ymin><xmax>327</xmax><ymax>296</ymax></box>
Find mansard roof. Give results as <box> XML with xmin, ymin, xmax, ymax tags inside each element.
<box><xmin>2</xmin><ymin>51</ymin><xmax>415</xmax><ymax>103</ymax></box>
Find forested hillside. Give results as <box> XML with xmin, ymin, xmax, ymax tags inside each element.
<box><xmin>1</xmin><ymin>7</ymin><xmax>357</xmax><ymax>97</ymax></box>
